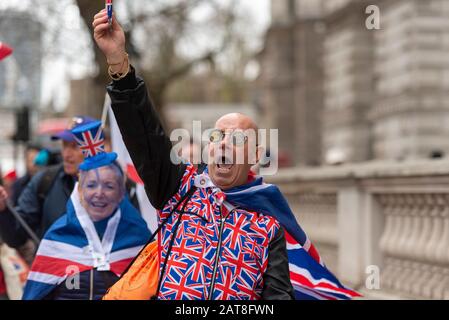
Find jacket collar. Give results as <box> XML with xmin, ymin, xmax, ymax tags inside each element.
<box><xmin>191</xmin><ymin>172</ymin><xmax>228</xmax><ymax>222</ymax></box>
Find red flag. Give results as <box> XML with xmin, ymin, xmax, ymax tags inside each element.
<box><xmin>0</xmin><ymin>42</ymin><xmax>13</xmax><ymax>61</ymax></box>
<box><xmin>126</xmin><ymin>163</ymin><xmax>143</xmax><ymax>185</ymax></box>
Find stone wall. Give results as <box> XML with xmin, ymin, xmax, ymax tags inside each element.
<box><xmin>267</xmin><ymin>159</ymin><xmax>449</xmax><ymax>299</ymax></box>
<box><xmin>371</xmin><ymin>0</ymin><xmax>449</xmax><ymax>160</ymax></box>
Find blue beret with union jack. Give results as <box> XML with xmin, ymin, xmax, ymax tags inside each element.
<box><xmin>71</xmin><ymin>120</ymin><xmax>117</xmax><ymax>171</ymax></box>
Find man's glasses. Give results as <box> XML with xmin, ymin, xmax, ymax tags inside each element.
<box><xmin>208</xmin><ymin>129</ymin><xmax>248</xmax><ymax>146</ymax></box>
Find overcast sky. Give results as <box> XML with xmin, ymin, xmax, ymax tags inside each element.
<box><xmin>241</xmin><ymin>0</ymin><xmax>271</xmax><ymax>30</ymax></box>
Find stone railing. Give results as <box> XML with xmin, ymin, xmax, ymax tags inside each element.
<box><xmin>266</xmin><ymin>159</ymin><xmax>449</xmax><ymax>299</ymax></box>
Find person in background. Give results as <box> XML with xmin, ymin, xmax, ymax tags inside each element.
<box><xmin>0</xmin><ymin>116</ymin><xmax>93</xmax><ymax>249</ymax></box>
<box><xmin>0</xmin><ymin>180</ymin><xmax>30</xmax><ymax>301</ymax></box>
<box><xmin>1</xmin><ymin>170</ymin><xmax>17</xmax><ymax>198</ymax></box>
<box><xmin>0</xmin><ymin>115</ymin><xmax>143</xmax><ymax>255</ymax></box>
<box><xmin>10</xmin><ymin>143</ymin><xmax>44</xmax><ymax>206</ymax></box>
<box><xmin>22</xmin><ymin>121</ymin><xmax>150</xmax><ymax>300</ymax></box>
<box><xmin>8</xmin><ymin>144</ymin><xmax>63</xmax><ymax>266</ymax></box>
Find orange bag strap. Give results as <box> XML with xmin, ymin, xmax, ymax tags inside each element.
<box><xmin>152</xmin><ymin>185</ymin><xmax>197</xmax><ymax>299</ymax></box>
<box><xmin>119</xmin><ymin>164</ymin><xmax>206</xmax><ymax>280</ymax></box>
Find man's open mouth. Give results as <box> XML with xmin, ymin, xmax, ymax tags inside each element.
<box><xmin>216</xmin><ymin>156</ymin><xmax>234</xmax><ymax>173</ymax></box>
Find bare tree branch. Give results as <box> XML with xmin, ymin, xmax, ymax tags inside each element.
<box><xmin>74</xmin><ymin>0</ymin><xmax>250</xmax><ymax>120</ymax></box>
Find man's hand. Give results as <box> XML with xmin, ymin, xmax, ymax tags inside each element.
<box><xmin>93</xmin><ymin>9</ymin><xmax>126</xmax><ymax>72</ymax></box>
<box><xmin>0</xmin><ymin>186</ymin><xmax>9</xmax><ymax>212</ymax></box>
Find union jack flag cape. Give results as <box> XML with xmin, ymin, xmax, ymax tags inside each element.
<box><xmin>22</xmin><ymin>187</ymin><xmax>150</xmax><ymax>300</ymax></box>
<box><xmin>224</xmin><ymin>176</ymin><xmax>361</xmax><ymax>300</ymax></box>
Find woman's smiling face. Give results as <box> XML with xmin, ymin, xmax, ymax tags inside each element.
<box><xmin>79</xmin><ymin>165</ymin><xmax>124</xmax><ymax>221</ymax></box>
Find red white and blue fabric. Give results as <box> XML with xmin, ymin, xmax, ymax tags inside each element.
<box><xmin>106</xmin><ymin>0</ymin><xmax>113</xmax><ymax>20</ymax></box>
<box><xmin>0</xmin><ymin>42</ymin><xmax>13</xmax><ymax>60</ymax></box>
<box><xmin>22</xmin><ymin>186</ymin><xmax>150</xmax><ymax>300</ymax></box>
<box><xmin>72</xmin><ymin>120</ymin><xmax>118</xmax><ymax>171</ymax></box>
<box><xmin>72</xmin><ymin>122</ymin><xmax>105</xmax><ymax>158</ymax></box>
<box><xmin>157</xmin><ymin>165</ymin><xmax>280</xmax><ymax>300</ymax></box>
<box><xmin>224</xmin><ymin>176</ymin><xmax>361</xmax><ymax>300</ymax></box>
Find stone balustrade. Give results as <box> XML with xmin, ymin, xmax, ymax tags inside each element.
<box><xmin>266</xmin><ymin>159</ymin><xmax>449</xmax><ymax>299</ymax></box>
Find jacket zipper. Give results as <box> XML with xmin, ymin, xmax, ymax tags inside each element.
<box><xmin>207</xmin><ymin>210</ymin><xmax>227</xmax><ymax>300</ymax></box>
<box><xmin>89</xmin><ymin>269</ymin><xmax>94</xmax><ymax>300</ymax></box>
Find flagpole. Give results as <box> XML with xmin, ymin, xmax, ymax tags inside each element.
<box><xmin>101</xmin><ymin>93</ymin><xmax>110</xmax><ymax>129</ymax></box>
<box><xmin>5</xmin><ymin>201</ymin><xmax>40</xmax><ymax>246</ymax></box>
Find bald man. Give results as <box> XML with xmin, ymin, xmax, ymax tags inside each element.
<box><xmin>94</xmin><ymin>9</ymin><xmax>294</xmax><ymax>300</ymax></box>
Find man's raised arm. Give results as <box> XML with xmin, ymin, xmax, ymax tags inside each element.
<box><xmin>93</xmin><ymin>9</ymin><xmax>186</xmax><ymax>209</ymax></box>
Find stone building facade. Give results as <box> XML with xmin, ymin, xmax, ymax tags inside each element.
<box><xmin>256</xmin><ymin>0</ymin><xmax>325</xmax><ymax>167</ymax></box>
<box><xmin>257</xmin><ymin>0</ymin><xmax>449</xmax><ymax>166</ymax></box>
<box><xmin>371</xmin><ymin>0</ymin><xmax>449</xmax><ymax>161</ymax></box>
<box><xmin>259</xmin><ymin>0</ymin><xmax>449</xmax><ymax>300</ymax></box>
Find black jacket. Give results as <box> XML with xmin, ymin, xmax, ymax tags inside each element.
<box><xmin>11</xmin><ymin>174</ymin><xmax>32</xmax><ymax>206</ymax></box>
<box><xmin>0</xmin><ymin>165</ymin><xmax>74</xmax><ymax>247</ymax></box>
<box><xmin>107</xmin><ymin>67</ymin><xmax>295</xmax><ymax>300</ymax></box>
